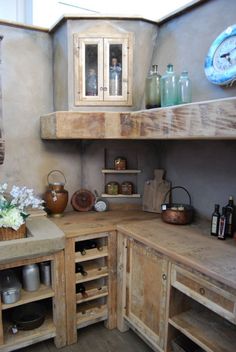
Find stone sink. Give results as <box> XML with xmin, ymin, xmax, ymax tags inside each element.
<box><xmin>0</xmin><ymin>216</ymin><xmax>65</xmax><ymax>264</ymax></box>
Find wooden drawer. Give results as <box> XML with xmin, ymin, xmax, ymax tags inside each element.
<box><xmin>171</xmin><ymin>264</ymin><xmax>236</xmax><ymax>324</ymax></box>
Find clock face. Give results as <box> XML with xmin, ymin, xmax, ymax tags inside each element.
<box><xmin>205</xmin><ymin>25</ymin><xmax>236</xmax><ymax>85</ymax></box>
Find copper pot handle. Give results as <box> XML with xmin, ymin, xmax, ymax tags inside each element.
<box><xmin>47</xmin><ymin>170</ymin><xmax>67</xmax><ymax>185</ymax></box>
<box><xmin>163</xmin><ymin>186</ymin><xmax>192</xmax><ymax>206</ymax></box>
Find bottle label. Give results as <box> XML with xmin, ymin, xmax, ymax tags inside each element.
<box><xmin>211</xmin><ymin>216</ymin><xmax>218</xmax><ymax>233</ymax></box>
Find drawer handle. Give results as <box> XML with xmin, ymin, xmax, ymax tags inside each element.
<box><xmin>199</xmin><ymin>287</ymin><xmax>205</xmax><ymax>295</ymax></box>
<box><xmin>162</xmin><ymin>274</ymin><xmax>167</xmax><ymax>281</ymax></box>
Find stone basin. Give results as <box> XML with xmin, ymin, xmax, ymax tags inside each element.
<box><xmin>0</xmin><ymin>216</ymin><xmax>65</xmax><ymax>264</ymax></box>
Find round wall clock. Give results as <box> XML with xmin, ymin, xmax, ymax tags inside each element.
<box><xmin>205</xmin><ymin>24</ymin><xmax>236</xmax><ymax>85</ymax></box>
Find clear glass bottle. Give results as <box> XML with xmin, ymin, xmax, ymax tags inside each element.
<box><xmin>145</xmin><ymin>64</ymin><xmax>161</xmax><ymax>109</ymax></box>
<box><xmin>178</xmin><ymin>71</ymin><xmax>192</xmax><ymax>104</ymax></box>
<box><xmin>160</xmin><ymin>64</ymin><xmax>179</xmax><ymax>107</ymax></box>
<box><xmin>109</xmin><ymin>57</ymin><xmax>122</xmax><ymax>96</ymax></box>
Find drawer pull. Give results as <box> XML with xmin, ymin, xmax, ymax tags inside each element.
<box><xmin>162</xmin><ymin>274</ymin><xmax>167</xmax><ymax>281</ymax></box>
<box><xmin>199</xmin><ymin>287</ymin><xmax>205</xmax><ymax>295</ymax></box>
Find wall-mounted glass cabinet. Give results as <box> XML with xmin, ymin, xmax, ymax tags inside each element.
<box><xmin>73</xmin><ymin>31</ymin><xmax>133</xmax><ymax>106</ymax></box>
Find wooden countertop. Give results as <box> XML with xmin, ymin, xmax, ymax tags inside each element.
<box><xmin>117</xmin><ymin>218</ymin><xmax>236</xmax><ymax>290</ymax></box>
<box><xmin>51</xmin><ymin>210</ymin><xmax>157</xmax><ymax>238</ymax></box>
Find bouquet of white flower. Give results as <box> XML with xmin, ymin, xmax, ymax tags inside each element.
<box><xmin>0</xmin><ymin>183</ymin><xmax>44</xmax><ymax>231</ymax></box>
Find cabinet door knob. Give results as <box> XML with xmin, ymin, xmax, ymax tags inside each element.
<box><xmin>162</xmin><ymin>274</ymin><xmax>167</xmax><ymax>281</ymax></box>
<box><xmin>103</xmin><ymin>87</ymin><xmax>108</xmax><ymax>91</ymax></box>
<box><xmin>199</xmin><ymin>287</ymin><xmax>205</xmax><ymax>295</ymax></box>
<box><xmin>100</xmin><ymin>87</ymin><xmax>104</xmax><ymax>91</ymax></box>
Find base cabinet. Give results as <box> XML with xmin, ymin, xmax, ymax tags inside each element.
<box><xmin>117</xmin><ymin>234</ymin><xmax>169</xmax><ymax>351</ymax></box>
<box><xmin>0</xmin><ymin>252</ymin><xmax>66</xmax><ymax>352</ymax></box>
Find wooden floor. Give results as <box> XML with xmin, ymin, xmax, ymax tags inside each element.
<box><xmin>17</xmin><ymin>323</ymin><xmax>153</xmax><ymax>352</ymax></box>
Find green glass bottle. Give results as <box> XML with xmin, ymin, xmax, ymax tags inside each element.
<box><xmin>178</xmin><ymin>71</ymin><xmax>192</xmax><ymax>104</ymax></box>
<box><xmin>160</xmin><ymin>64</ymin><xmax>179</xmax><ymax>107</ymax></box>
<box><xmin>145</xmin><ymin>64</ymin><xmax>161</xmax><ymax>109</ymax></box>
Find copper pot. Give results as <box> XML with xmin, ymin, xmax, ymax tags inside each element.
<box><xmin>44</xmin><ymin>170</ymin><xmax>68</xmax><ymax>217</ymax></box>
<box><xmin>161</xmin><ymin>186</ymin><xmax>194</xmax><ymax>225</ymax></box>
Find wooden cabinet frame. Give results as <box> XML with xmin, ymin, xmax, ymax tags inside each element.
<box><xmin>73</xmin><ymin>27</ymin><xmax>133</xmax><ymax>106</ymax></box>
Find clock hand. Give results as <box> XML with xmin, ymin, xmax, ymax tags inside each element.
<box><xmin>220</xmin><ymin>52</ymin><xmax>231</xmax><ymax>64</ymax></box>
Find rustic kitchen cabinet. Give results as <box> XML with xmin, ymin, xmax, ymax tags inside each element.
<box><xmin>117</xmin><ymin>234</ymin><xmax>169</xmax><ymax>351</ymax></box>
<box><xmin>166</xmin><ymin>264</ymin><xmax>236</xmax><ymax>352</ymax></box>
<box><xmin>0</xmin><ymin>251</ymin><xmax>66</xmax><ymax>352</ymax></box>
<box><xmin>64</xmin><ymin>231</ymin><xmax>117</xmax><ymax>345</ymax></box>
<box><xmin>73</xmin><ymin>25</ymin><xmax>133</xmax><ymax>106</ymax></box>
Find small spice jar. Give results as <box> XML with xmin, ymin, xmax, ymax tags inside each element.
<box><xmin>121</xmin><ymin>181</ymin><xmax>133</xmax><ymax>195</ymax></box>
<box><xmin>106</xmin><ymin>182</ymin><xmax>119</xmax><ymax>195</ymax></box>
<box><xmin>114</xmin><ymin>157</ymin><xmax>127</xmax><ymax>170</ymax></box>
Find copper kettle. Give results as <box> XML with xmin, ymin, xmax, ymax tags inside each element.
<box><xmin>44</xmin><ymin>170</ymin><xmax>68</xmax><ymax>217</ymax></box>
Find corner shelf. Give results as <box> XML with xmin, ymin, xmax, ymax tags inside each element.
<box><xmin>101</xmin><ymin>193</ymin><xmax>141</xmax><ymax>198</ymax></box>
<box><xmin>102</xmin><ymin>169</ymin><xmax>141</xmax><ymax>174</ymax></box>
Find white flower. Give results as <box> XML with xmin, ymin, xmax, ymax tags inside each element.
<box><xmin>0</xmin><ymin>207</ymin><xmax>24</xmax><ymax>230</ymax></box>
<box><xmin>0</xmin><ymin>183</ymin><xmax>44</xmax><ymax>231</ymax></box>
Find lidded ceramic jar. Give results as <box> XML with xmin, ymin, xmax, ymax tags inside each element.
<box><xmin>106</xmin><ymin>182</ymin><xmax>119</xmax><ymax>195</ymax></box>
<box><xmin>114</xmin><ymin>157</ymin><xmax>126</xmax><ymax>170</ymax></box>
<box><xmin>121</xmin><ymin>181</ymin><xmax>133</xmax><ymax>195</ymax></box>
<box><xmin>44</xmin><ymin>170</ymin><xmax>68</xmax><ymax>217</ymax></box>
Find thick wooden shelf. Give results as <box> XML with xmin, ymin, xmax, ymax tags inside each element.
<box><xmin>2</xmin><ymin>285</ymin><xmax>54</xmax><ymax>310</ymax></box>
<box><xmin>102</xmin><ymin>193</ymin><xmax>141</xmax><ymax>198</ymax></box>
<box><xmin>2</xmin><ymin>316</ymin><xmax>56</xmax><ymax>352</ymax></box>
<box><xmin>102</xmin><ymin>169</ymin><xmax>141</xmax><ymax>174</ymax></box>
<box><xmin>40</xmin><ymin>97</ymin><xmax>236</xmax><ymax>140</ymax></box>
<box><xmin>75</xmin><ymin>246</ymin><xmax>108</xmax><ymax>263</ymax></box>
<box><xmin>169</xmin><ymin>309</ymin><xmax>236</xmax><ymax>352</ymax></box>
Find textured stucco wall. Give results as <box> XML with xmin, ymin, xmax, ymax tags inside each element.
<box><xmin>53</xmin><ymin>19</ymin><xmax>158</xmax><ymax>112</ymax></box>
<box><xmin>152</xmin><ymin>0</ymin><xmax>236</xmax><ymax>219</ymax></box>
<box><xmin>0</xmin><ymin>24</ymin><xmax>81</xmax><ymax>208</ymax></box>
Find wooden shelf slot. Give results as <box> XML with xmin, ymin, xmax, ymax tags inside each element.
<box><xmin>2</xmin><ymin>285</ymin><xmax>54</xmax><ymax>310</ymax></box>
<box><xmin>2</xmin><ymin>315</ymin><xmax>56</xmax><ymax>352</ymax></box>
<box><xmin>76</xmin><ymin>302</ymin><xmax>108</xmax><ymax>329</ymax></box>
<box><xmin>169</xmin><ymin>308</ymin><xmax>236</xmax><ymax>352</ymax></box>
<box><xmin>75</xmin><ymin>246</ymin><xmax>108</xmax><ymax>263</ymax></box>
<box><xmin>76</xmin><ymin>284</ymin><xmax>108</xmax><ymax>304</ymax></box>
<box><xmin>76</xmin><ymin>262</ymin><xmax>108</xmax><ymax>284</ymax></box>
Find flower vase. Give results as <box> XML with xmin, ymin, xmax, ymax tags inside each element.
<box><xmin>0</xmin><ymin>223</ymin><xmax>26</xmax><ymax>241</ymax></box>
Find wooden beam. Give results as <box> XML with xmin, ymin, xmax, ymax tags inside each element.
<box><xmin>40</xmin><ymin>97</ymin><xmax>236</xmax><ymax>140</ymax></box>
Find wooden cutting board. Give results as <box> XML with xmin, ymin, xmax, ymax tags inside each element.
<box><xmin>142</xmin><ymin>169</ymin><xmax>171</xmax><ymax>213</ymax></box>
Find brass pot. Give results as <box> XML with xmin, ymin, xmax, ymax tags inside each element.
<box><xmin>44</xmin><ymin>170</ymin><xmax>68</xmax><ymax>217</ymax></box>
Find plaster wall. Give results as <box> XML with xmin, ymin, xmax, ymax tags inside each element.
<box><xmin>0</xmin><ymin>24</ymin><xmax>81</xmax><ymax>208</ymax></box>
<box><xmin>53</xmin><ymin>19</ymin><xmax>158</xmax><ymax>111</ymax></box>
<box><xmin>153</xmin><ymin>0</ymin><xmax>236</xmax><ymax>219</ymax></box>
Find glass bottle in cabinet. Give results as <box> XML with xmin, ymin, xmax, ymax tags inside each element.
<box><xmin>74</xmin><ymin>30</ymin><xmax>133</xmax><ymax>106</ymax></box>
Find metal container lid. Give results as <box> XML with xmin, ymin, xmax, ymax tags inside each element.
<box><xmin>0</xmin><ymin>270</ymin><xmax>21</xmax><ymax>292</ymax></box>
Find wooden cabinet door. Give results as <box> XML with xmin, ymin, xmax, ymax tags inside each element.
<box><xmin>125</xmin><ymin>239</ymin><xmax>168</xmax><ymax>349</ymax></box>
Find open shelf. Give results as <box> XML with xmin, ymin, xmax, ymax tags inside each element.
<box><xmin>2</xmin><ymin>285</ymin><xmax>54</xmax><ymax>310</ymax></box>
<box><xmin>169</xmin><ymin>308</ymin><xmax>236</xmax><ymax>352</ymax></box>
<box><xmin>75</xmin><ymin>246</ymin><xmax>108</xmax><ymax>262</ymax></box>
<box><xmin>2</xmin><ymin>315</ymin><xmax>56</xmax><ymax>352</ymax></box>
<box><xmin>76</xmin><ymin>302</ymin><xmax>108</xmax><ymax>329</ymax></box>
<box><xmin>102</xmin><ymin>169</ymin><xmax>141</xmax><ymax>174</ymax></box>
<box><xmin>76</xmin><ymin>261</ymin><xmax>108</xmax><ymax>284</ymax></box>
<box><xmin>101</xmin><ymin>193</ymin><xmax>141</xmax><ymax>198</ymax></box>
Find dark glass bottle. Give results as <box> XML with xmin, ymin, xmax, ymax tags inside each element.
<box><xmin>76</xmin><ymin>283</ymin><xmax>88</xmax><ymax>298</ymax></box>
<box><xmin>225</xmin><ymin>196</ymin><xmax>234</xmax><ymax>237</ymax></box>
<box><xmin>218</xmin><ymin>207</ymin><xmax>227</xmax><ymax>240</ymax></box>
<box><xmin>75</xmin><ymin>263</ymin><xmax>87</xmax><ymax>276</ymax></box>
<box><xmin>211</xmin><ymin>204</ymin><xmax>220</xmax><ymax>236</ymax></box>
<box><xmin>145</xmin><ymin>64</ymin><xmax>161</xmax><ymax>109</ymax></box>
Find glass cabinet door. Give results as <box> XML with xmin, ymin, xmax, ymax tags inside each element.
<box><xmin>74</xmin><ymin>33</ymin><xmax>132</xmax><ymax>106</ymax></box>
<box><xmin>103</xmin><ymin>39</ymin><xmax>128</xmax><ymax>102</ymax></box>
<box><xmin>77</xmin><ymin>38</ymin><xmax>103</xmax><ymax>102</ymax></box>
